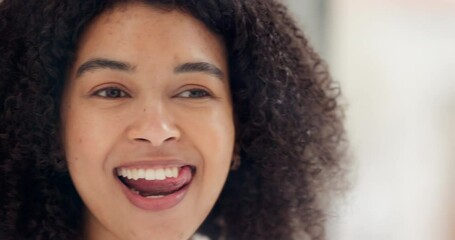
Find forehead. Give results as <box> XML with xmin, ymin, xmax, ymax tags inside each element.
<box><xmin>91</xmin><ymin>3</ymin><xmax>209</xmax><ymax>37</ymax></box>
<box><xmin>73</xmin><ymin>2</ymin><xmax>227</xmax><ymax>74</ymax></box>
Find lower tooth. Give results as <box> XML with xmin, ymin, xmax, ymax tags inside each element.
<box><xmin>130</xmin><ymin>188</ymin><xmax>167</xmax><ymax>198</ymax></box>
<box><xmin>146</xmin><ymin>195</ymin><xmax>165</xmax><ymax>199</ymax></box>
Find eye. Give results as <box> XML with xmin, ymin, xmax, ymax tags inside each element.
<box><xmin>177</xmin><ymin>88</ymin><xmax>212</xmax><ymax>98</ymax></box>
<box><xmin>93</xmin><ymin>87</ymin><xmax>129</xmax><ymax>98</ymax></box>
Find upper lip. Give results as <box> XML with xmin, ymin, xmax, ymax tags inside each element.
<box><xmin>115</xmin><ymin>158</ymin><xmax>194</xmax><ymax>170</ymax></box>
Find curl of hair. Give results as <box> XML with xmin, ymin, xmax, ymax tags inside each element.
<box><xmin>0</xmin><ymin>0</ymin><xmax>346</xmax><ymax>239</ymax></box>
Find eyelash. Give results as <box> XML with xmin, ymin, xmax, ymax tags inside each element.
<box><xmin>93</xmin><ymin>87</ymin><xmax>130</xmax><ymax>98</ymax></box>
<box><xmin>176</xmin><ymin>88</ymin><xmax>212</xmax><ymax>98</ymax></box>
<box><xmin>92</xmin><ymin>87</ymin><xmax>212</xmax><ymax>99</ymax></box>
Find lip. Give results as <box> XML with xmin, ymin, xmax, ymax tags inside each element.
<box><xmin>116</xmin><ymin>159</ymin><xmax>189</xmax><ymax>169</ymax></box>
<box><xmin>114</xmin><ymin>161</ymin><xmax>195</xmax><ymax>211</ymax></box>
<box><xmin>117</xmin><ymin>177</ymin><xmax>191</xmax><ymax>211</ymax></box>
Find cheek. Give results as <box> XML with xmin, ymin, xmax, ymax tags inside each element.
<box><xmin>63</xmin><ymin>112</ymin><xmax>97</xmax><ymax>184</ymax></box>
<box><xmin>62</xmin><ymin>104</ymin><xmax>120</xmax><ymax>168</ymax></box>
<box><xmin>180</xmin><ymin>105</ymin><xmax>235</xmax><ymax>161</ymax></box>
<box><xmin>61</xmin><ymin>103</ymin><xmax>124</xmax><ymax>205</ymax></box>
<box><xmin>178</xmin><ymin>105</ymin><xmax>235</xmax><ymax>187</ymax></box>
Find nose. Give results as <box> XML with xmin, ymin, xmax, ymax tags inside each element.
<box><xmin>126</xmin><ymin>103</ymin><xmax>181</xmax><ymax>147</ymax></box>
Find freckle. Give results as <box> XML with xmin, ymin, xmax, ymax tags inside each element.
<box><xmin>143</xmin><ymin>108</ymin><xmax>146</xmax><ymax>112</ymax></box>
<box><xmin>78</xmin><ymin>138</ymin><xmax>82</xmax><ymax>143</ymax></box>
<box><xmin>103</xmin><ymin>16</ymin><xmax>112</xmax><ymax>24</ymax></box>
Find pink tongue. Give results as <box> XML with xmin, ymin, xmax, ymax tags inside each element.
<box><xmin>121</xmin><ymin>166</ymin><xmax>192</xmax><ymax>196</ymax></box>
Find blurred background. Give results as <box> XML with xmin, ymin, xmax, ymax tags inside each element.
<box><xmin>284</xmin><ymin>0</ymin><xmax>455</xmax><ymax>240</ymax></box>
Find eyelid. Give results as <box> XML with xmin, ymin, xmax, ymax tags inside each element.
<box><xmin>91</xmin><ymin>84</ymin><xmax>131</xmax><ymax>98</ymax></box>
<box><xmin>176</xmin><ymin>87</ymin><xmax>214</xmax><ymax>99</ymax></box>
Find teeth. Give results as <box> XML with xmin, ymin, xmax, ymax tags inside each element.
<box><xmin>138</xmin><ymin>169</ymin><xmax>145</xmax><ymax>178</ymax></box>
<box><xmin>145</xmin><ymin>169</ymin><xmax>155</xmax><ymax>180</ymax></box>
<box><xmin>155</xmin><ymin>169</ymin><xmax>166</xmax><ymax>180</ymax></box>
<box><xmin>165</xmin><ymin>168</ymin><xmax>173</xmax><ymax>178</ymax></box>
<box><xmin>131</xmin><ymin>188</ymin><xmax>139</xmax><ymax>195</ymax></box>
<box><xmin>132</xmin><ymin>169</ymin><xmax>139</xmax><ymax>180</ymax></box>
<box><xmin>118</xmin><ymin>166</ymin><xmax>180</xmax><ymax>180</ymax></box>
<box><xmin>146</xmin><ymin>195</ymin><xmax>165</xmax><ymax>199</ymax></box>
<box><xmin>172</xmin><ymin>167</ymin><xmax>178</xmax><ymax>178</ymax></box>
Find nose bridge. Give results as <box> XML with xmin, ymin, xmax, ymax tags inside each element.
<box><xmin>127</xmin><ymin>98</ymin><xmax>180</xmax><ymax>146</ymax></box>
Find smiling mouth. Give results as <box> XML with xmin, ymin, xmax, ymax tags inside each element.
<box><xmin>116</xmin><ymin>165</ymin><xmax>195</xmax><ymax>198</ymax></box>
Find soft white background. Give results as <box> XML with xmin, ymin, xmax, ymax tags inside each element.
<box><xmin>285</xmin><ymin>0</ymin><xmax>455</xmax><ymax>239</ymax></box>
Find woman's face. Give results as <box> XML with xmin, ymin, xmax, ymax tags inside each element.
<box><xmin>61</xmin><ymin>3</ymin><xmax>234</xmax><ymax>240</ymax></box>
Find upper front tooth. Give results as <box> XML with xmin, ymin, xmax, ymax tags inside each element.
<box><xmin>132</xmin><ymin>169</ymin><xmax>139</xmax><ymax>180</ymax></box>
<box><xmin>127</xmin><ymin>169</ymin><xmax>134</xmax><ymax>179</ymax></box>
<box><xmin>155</xmin><ymin>169</ymin><xmax>166</xmax><ymax>180</ymax></box>
<box><xmin>145</xmin><ymin>169</ymin><xmax>156</xmax><ymax>180</ymax></box>
<box><xmin>138</xmin><ymin>169</ymin><xmax>145</xmax><ymax>179</ymax></box>
<box><xmin>165</xmin><ymin>168</ymin><xmax>173</xmax><ymax>178</ymax></box>
<box><xmin>171</xmin><ymin>167</ymin><xmax>178</xmax><ymax>178</ymax></box>
<box><xmin>118</xmin><ymin>167</ymin><xmax>182</xmax><ymax>180</ymax></box>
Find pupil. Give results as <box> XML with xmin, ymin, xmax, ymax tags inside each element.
<box><xmin>107</xmin><ymin>89</ymin><xmax>120</xmax><ymax>97</ymax></box>
<box><xmin>191</xmin><ymin>90</ymin><xmax>206</xmax><ymax>97</ymax></box>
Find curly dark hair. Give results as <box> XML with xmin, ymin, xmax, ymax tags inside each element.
<box><xmin>0</xmin><ymin>0</ymin><xmax>346</xmax><ymax>239</ymax></box>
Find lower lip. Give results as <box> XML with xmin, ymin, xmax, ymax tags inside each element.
<box><xmin>117</xmin><ymin>176</ymin><xmax>191</xmax><ymax>211</ymax></box>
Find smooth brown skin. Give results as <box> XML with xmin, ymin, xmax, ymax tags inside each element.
<box><xmin>60</xmin><ymin>2</ymin><xmax>235</xmax><ymax>240</ymax></box>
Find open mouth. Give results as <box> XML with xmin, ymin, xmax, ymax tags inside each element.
<box><xmin>115</xmin><ymin>165</ymin><xmax>196</xmax><ymax>210</ymax></box>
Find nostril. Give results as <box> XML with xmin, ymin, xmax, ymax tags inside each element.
<box><xmin>127</xmin><ymin>122</ymin><xmax>180</xmax><ymax>146</ymax></box>
<box><xmin>165</xmin><ymin>136</ymin><xmax>177</xmax><ymax>141</ymax></box>
<box><xmin>132</xmin><ymin>136</ymin><xmax>177</xmax><ymax>146</ymax></box>
<box><xmin>134</xmin><ymin>137</ymin><xmax>151</xmax><ymax>142</ymax></box>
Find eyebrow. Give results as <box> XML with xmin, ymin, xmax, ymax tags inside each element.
<box><xmin>75</xmin><ymin>58</ymin><xmax>135</xmax><ymax>78</ymax></box>
<box><xmin>75</xmin><ymin>58</ymin><xmax>225</xmax><ymax>81</ymax></box>
<box><xmin>174</xmin><ymin>62</ymin><xmax>225</xmax><ymax>81</ymax></box>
